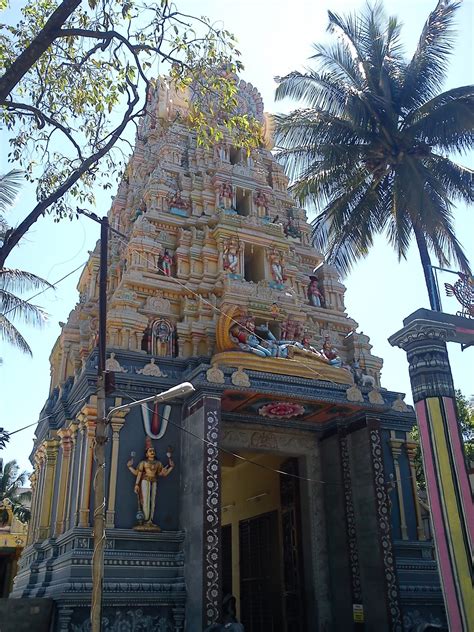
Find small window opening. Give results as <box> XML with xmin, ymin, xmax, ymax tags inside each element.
<box><xmin>236</xmin><ymin>188</ymin><xmax>251</xmax><ymax>216</ymax></box>
<box><xmin>229</xmin><ymin>147</ymin><xmax>242</xmax><ymax>165</ymax></box>
<box><xmin>244</xmin><ymin>244</ymin><xmax>265</xmax><ymax>283</ymax></box>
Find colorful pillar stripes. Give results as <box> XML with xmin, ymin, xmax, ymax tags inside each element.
<box><xmin>390</xmin><ymin>314</ymin><xmax>474</xmax><ymax>632</ymax></box>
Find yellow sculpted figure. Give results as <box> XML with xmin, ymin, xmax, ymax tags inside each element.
<box><xmin>127</xmin><ymin>441</ymin><xmax>174</xmax><ymax>531</ymax></box>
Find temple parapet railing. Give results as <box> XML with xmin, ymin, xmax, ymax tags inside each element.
<box><xmin>222</xmin><ymin>276</ymin><xmax>297</xmax><ymax>304</ymax></box>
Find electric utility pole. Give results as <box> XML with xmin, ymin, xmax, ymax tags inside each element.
<box><xmin>77</xmin><ymin>209</ymin><xmax>111</xmax><ymax>632</ymax></box>
<box><xmin>92</xmin><ymin>214</ymin><xmax>108</xmax><ymax>632</ymax></box>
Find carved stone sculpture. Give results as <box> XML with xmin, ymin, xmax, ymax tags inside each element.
<box><xmin>126</xmin><ymin>439</ymin><xmax>174</xmax><ymax>531</ymax></box>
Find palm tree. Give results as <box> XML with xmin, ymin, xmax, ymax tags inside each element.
<box><xmin>0</xmin><ymin>459</ymin><xmax>31</xmax><ymax>523</ymax></box>
<box><xmin>274</xmin><ymin>1</ymin><xmax>474</xmax><ymax>310</ymax></box>
<box><xmin>0</xmin><ymin>170</ymin><xmax>53</xmax><ymax>355</ymax></box>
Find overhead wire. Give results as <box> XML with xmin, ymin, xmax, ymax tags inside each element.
<box><xmin>6</xmin><ymin>396</ymin><xmax>89</xmax><ymax>438</ymax></box>
<box><xmin>1</xmin><ymin>260</ymin><xmax>87</xmax><ymax>318</ymax></box>
<box><xmin>116</xmin><ymin>388</ymin><xmax>416</xmax><ymax>491</ymax></box>
<box><xmin>111</xmin><ymin>227</ymin><xmax>348</xmax><ymax>386</ymax></box>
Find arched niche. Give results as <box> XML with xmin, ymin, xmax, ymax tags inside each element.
<box><xmin>142</xmin><ymin>319</ymin><xmax>175</xmax><ymax>357</ymax></box>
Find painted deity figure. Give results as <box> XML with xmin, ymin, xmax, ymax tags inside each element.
<box><xmin>254</xmin><ymin>191</ymin><xmax>268</xmax><ymax>217</ymax></box>
<box><xmin>127</xmin><ymin>441</ymin><xmax>174</xmax><ymax>530</ymax></box>
<box><xmin>255</xmin><ymin>324</ymin><xmax>293</xmax><ymax>358</ymax></box>
<box><xmin>132</xmin><ymin>200</ymin><xmax>146</xmax><ymax>222</ymax></box>
<box><xmin>159</xmin><ymin>249</ymin><xmax>173</xmax><ymax>277</ymax></box>
<box><xmin>223</xmin><ymin>238</ymin><xmax>240</xmax><ymax>274</ymax></box>
<box><xmin>151</xmin><ymin>319</ymin><xmax>174</xmax><ymax>357</ymax></box>
<box><xmin>269</xmin><ymin>249</ymin><xmax>286</xmax><ymax>284</ymax></box>
<box><xmin>281</xmin><ymin>319</ymin><xmax>304</xmax><ymax>341</ymax></box>
<box><xmin>219</xmin><ymin>182</ymin><xmax>234</xmax><ymax>210</ymax></box>
<box><xmin>321</xmin><ymin>336</ymin><xmax>343</xmax><ymax>367</ymax></box>
<box><xmin>307</xmin><ymin>276</ymin><xmax>325</xmax><ymax>307</ymax></box>
<box><xmin>230</xmin><ymin>317</ymin><xmax>273</xmax><ymax>357</ymax></box>
<box><xmin>288</xmin><ymin>336</ymin><xmax>326</xmax><ymax>361</ymax></box>
<box><xmin>168</xmin><ymin>190</ymin><xmax>190</xmax><ymax>211</ymax></box>
<box><xmin>284</xmin><ymin>211</ymin><xmax>302</xmax><ymax>239</ymax></box>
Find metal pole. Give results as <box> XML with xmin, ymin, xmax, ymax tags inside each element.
<box><xmin>91</xmin><ymin>217</ymin><xmax>109</xmax><ymax>632</ymax></box>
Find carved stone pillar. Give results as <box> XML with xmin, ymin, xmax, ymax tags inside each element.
<box><xmin>55</xmin><ymin>427</ymin><xmax>73</xmax><ymax>536</ymax></box>
<box><xmin>37</xmin><ymin>439</ymin><xmax>60</xmax><ymax>540</ymax></box>
<box><xmin>105</xmin><ymin>402</ymin><xmax>129</xmax><ymax>528</ymax></box>
<box><xmin>31</xmin><ymin>450</ymin><xmax>45</xmax><ymax>542</ymax></box>
<box><xmin>26</xmin><ymin>470</ymin><xmax>38</xmax><ymax>545</ymax></box>
<box><xmin>77</xmin><ymin>399</ymin><xmax>97</xmax><ymax>528</ymax></box>
<box><xmin>63</xmin><ymin>422</ymin><xmax>78</xmax><ymax>531</ymax></box>
<box><xmin>389</xmin><ymin>435</ymin><xmax>408</xmax><ymax>540</ymax></box>
<box><xmin>405</xmin><ymin>440</ymin><xmax>426</xmax><ymax>541</ymax></box>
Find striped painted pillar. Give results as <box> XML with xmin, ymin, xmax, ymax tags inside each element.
<box><xmin>390</xmin><ymin>315</ymin><xmax>474</xmax><ymax>631</ymax></box>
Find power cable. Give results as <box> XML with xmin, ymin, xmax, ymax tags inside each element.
<box><xmin>117</xmin><ymin>388</ymin><xmax>415</xmax><ymax>490</ymax></box>
<box><xmin>1</xmin><ymin>260</ymin><xmax>87</xmax><ymax>318</ymax></box>
<box><xmin>111</xmin><ymin>229</ymin><xmax>347</xmax><ymax>386</ymax></box>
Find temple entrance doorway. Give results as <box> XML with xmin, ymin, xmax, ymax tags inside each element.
<box><xmin>220</xmin><ymin>452</ymin><xmax>306</xmax><ymax>632</ymax></box>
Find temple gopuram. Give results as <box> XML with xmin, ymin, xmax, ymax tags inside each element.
<box><xmin>11</xmin><ymin>79</ymin><xmax>445</xmax><ymax>631</ymax></box>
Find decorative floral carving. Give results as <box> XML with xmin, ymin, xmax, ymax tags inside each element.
<box><xmin>258</xmin><ymin>401</ymin><xmax>305</xmax><ymax>419</ymax></box>
<box><xmin>203</xmin><ymin>402</ymin><xmax>220</xmax><ymax>627</ymax></box>
<box><xmin>105</xmin><ymin>353</ymin><xmax>128</xmax><ymax>373</ymax></box>
<box><xmin>368</xmin><ymin>389</ymin><xmax>385</xmax><ymax>405</ymax></box>
<box><xmin>137</xmin><ymin>358</ymin><xmax>167</xmax><ymax>377</ymax></box>
<box><xmin>369</xmin><ymin>428</ymin><xmax>403</xmax><ymax>631</ymax></box>
<box><xmin>346</xmin><ymin>385</ymin><xmax>363</xmax><ymax>402</ymax></box>
<box><xmin>231</xmin><ymin>367</ymin><xmax>250</xmax><ymax>387</ymax></box>
<box><xmin>144</xmin><ymin>293</ymin><xmax>171</xmax><ymax>314</ymax></box>
<box><xmin>206</xmin><ymin>363</ymin><xmax>225</xmax><ymax>384</ymax></box>
<box><xmin>250</xmin><ymin>431</ymin><xmax>278</xmax><ymax>450</ymax></box>
<box><xmin>71</xmin><ymin>610</ymin><xmax>173</xmax><ymax>632</ymax></box>
<box><xmin>340</xmin><ymin>435</ymin><xmax>362</xmax><ymax>602</ymax></box>
<box><xmin>392</xmin><ymin>394</ymin><xmax>409</xmax><ymax>412</ymax></box>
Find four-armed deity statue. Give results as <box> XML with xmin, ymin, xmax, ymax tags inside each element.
<box><xmin>127</xmin><ymin>439</ymin><xmax>175</xmax><ymax>531</ymax></box>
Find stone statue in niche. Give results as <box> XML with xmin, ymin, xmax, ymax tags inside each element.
<box><xmin>218</xmin><ymin>182</ymin><xmax>234</xmax><ymax>210</ymax></box>
<box><xmin>307</xmin><ymin>275</ymin><xmax>325</xmax><ymax>307</ymax></box>
<box><xmin>268</xmin><ymin>248</ymin><xmax>286</xmax><ymax>286</ymax></box>
<box><xmin>167</xmin><ymin>190</ymin><xmax>190</xmax><ymax>212</ymax></box>
<box><xmin>281</xmin><ymin>320</ymin><xmax>304</xmax><ymax>341</ymax></box>
<box><xmin>158</xmin><ymin>249</ymin><xmax>174</xmax><ymax>277</ymax></box>
<box><xmin>254</xmin><ymin>190</ymin><xmax>268</xmax><ymax>217</ymax></box>
<box><xmin>147</xmin><ymin>319</ymin><xmax>174</xmax><ymax>357</ymax></box>
<box><xmin>126</xmin><ymin>438</ymin><xmax>174</xmax><ymax>531</ymax></box>
<box><xmin>222</xmin><ymin>237</ymin><xmax>241</xmax><ymax>274</ymax></box>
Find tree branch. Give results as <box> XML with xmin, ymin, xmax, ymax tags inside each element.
<box><xmin>0</xmin><ymin>78</ymin><xmax>140</xmax><ymax>268</ymax></box>
<box><xmin>0</xmin><ymin>0</ymin><xmax>82</xmax><ymax>102</ymax></box>
<box><xmin>3</xmin><ymin>100</ymin><xmax>84</xmax><ymax>159</ymax></box>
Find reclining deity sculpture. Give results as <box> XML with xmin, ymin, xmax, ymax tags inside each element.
<box><xmin>229</xmin><ymin>317</ymin><xmax>330</xmax><ymax>363</ymax></box>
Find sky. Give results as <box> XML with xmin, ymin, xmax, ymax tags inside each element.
<box><xmin>1</xmin><ymin>0</ymin><xmax>473</xmax><ymax>474</ymax></box>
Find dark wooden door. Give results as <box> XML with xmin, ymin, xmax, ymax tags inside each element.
<box><xmin>280</xmin><ymin>458</ymin><xmax>306</xmax><ymax>631</ymax></box>
<box><xmin>239</xmin><ymin>511</ymin><xmax>283</xmax><ymax>632</ymax></box>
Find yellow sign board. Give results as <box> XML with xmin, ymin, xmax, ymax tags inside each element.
<box><xmin>353</xmin><ymin>604</ymin><xmax>364</xmax><ymax>623</ymax></box>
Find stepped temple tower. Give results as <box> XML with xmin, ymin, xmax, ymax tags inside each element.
<box><xmin>11</xmin><ymin>79</ymin><xmax>445</xmax><ymax>631</ymax></box>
